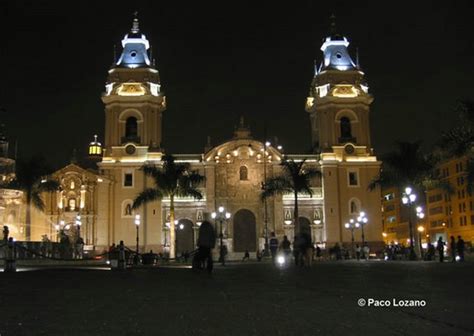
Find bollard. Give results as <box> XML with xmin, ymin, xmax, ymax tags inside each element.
<box><xmin>4</xmin><ymin>237</ymin><xmax>16</xmax><ymax>273</ymax></box>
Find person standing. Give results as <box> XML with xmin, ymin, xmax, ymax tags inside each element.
<box><xmin>456</xmin><ymin>236</ymin><xmax>465</xmax><ymax>262</ymax></box>
<box><xmin>196</xmin><ymin>221</ymin><xmax>216</xmax><ymax>273</ymax></box>
<box><xmin>355</xmin><ymin>244</ymin><xmax>361</xmax><ymax>260</ymax></box>
<box><xmin>269</xmin><ymin>232</ymin><xmax>279</xmax><ymax>262</ymax></box>
<box><xmin>280</xmin><ymin>235</ymin><xmax>291</xmax><ymax>257</ymax></box>
<box><xmin>437</xmin><ymin>237</ymin><xmax>445</xmax><ymax>263</ymax></box>
<box><xmin>450</xmin><ymin>236</ymin><xmax>456</xmax><ymax>262</ymax></box>
<box><xmin>363</xmin><ymin>244</ymin><xmax>370</xmax><ymax>261</ymax></box>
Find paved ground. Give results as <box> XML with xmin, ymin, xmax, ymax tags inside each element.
<box><xmin>0</xmin><ymin>260</ymin><xmax>473</xmax><ymax>336</ymax></box>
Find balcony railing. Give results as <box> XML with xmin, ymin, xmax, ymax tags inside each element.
<box><xmin>121</xmin><ymin>136</ymin><xmax>141</xmax><ymax>144</ymax></box>
<box><xmin>338</xmin><ymin>136</ymin><xmax>357</xmax><ymax>144</ymax></box>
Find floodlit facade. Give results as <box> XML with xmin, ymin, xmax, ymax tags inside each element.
<box><xmin>28</xmin><ymin>17</ymin><xmax>383</xmax><ymax>257</ymax></box>
<box><xmin>381</xmin><ymin>156</ymin><xmax>474</xmax><ymax>248</ymax></box>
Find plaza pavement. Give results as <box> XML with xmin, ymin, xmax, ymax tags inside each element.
<box><xmin>0</xmin><ymin>260</ymin><xmax>473</xmax><ymax>336</ymax></box>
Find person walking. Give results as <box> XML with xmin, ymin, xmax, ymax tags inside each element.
<box><xmin>450</xmin><ymin>236</ymin><xmax>456</xmax><ymax>262</ymax></box>
<box><xmin>355</xmin><ymin>244</ymin><xmax>361</xmax><ymax>260</ymax></box>
<box><xmin>436</xmin><ymin>237</ymin><xmax>445</xmax><ymax>263</ymax></box>
<box><xmin>280</xmin><ymin>235</ymin><xmax>291</xmax><ymax>257</ymax></box>
<box><xmin>456</xmin><ymin>236</ymin><xmax>465</xmax><ymax>262</ymax></box>
<box><xmin>242</xmin><ymin>249</ymin><xmax>250</xmax><ymax>261</ymax></box>
<box><xmin>196</xmin><ymin>220</ymin><xmax>216</xmax><ymax>273</ymax></box>
<box><xmin>269</xmin><ymin>232</ymin><xmax>279</xmax><ymax>262</ymax></box>
<box><xmin>315</xmin><ymin>245</ymin><xmax>322</xmax><ymax>261</ymax></box>
<box><xmin>219</xmin><ymin>244</ymin><xmax>228</xmax><ymax>266</ymax></box>
<box><xmin>300</xmin><ymin>232</ymin><xmax>313</xmax><ymax>267</ymax></box>
<box><xmin>363</xmin><ymin>244</ymin><xmax>370</xmax><ymax>261</ymax></box>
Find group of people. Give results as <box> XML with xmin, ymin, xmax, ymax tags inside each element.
<box><xmin>435</xmin><ymin>235</ymin><xmax>465</xmax><ymax>262</ymax></box>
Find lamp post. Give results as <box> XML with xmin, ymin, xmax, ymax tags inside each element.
<box><xmin>211</xmin><ymin>206</ymin><xmax>231</xmax><ymax>265</ymax></box>
<box><xmin>262</xmin><ymin>140</ymin><xmax>271</xmax><ymax>257</ymax></box>
<box><xmin>401</xmin><ymin>187</ymin><xmax>418</xmax><ymax>260</ymax></box>
<box><xmin>134</xmin><ymin>214</ymin><xmax>140</xmax><ymax>265</ymax></box>
<box><xmin>357</xmin><ymin>211</ymin><xmax>368</xmax><ymax>245</ymax></box>
<box><xmin>416</xmin><ymin>206</ymin><xmax>425</xmax><ymax>260</ymax></box>
<box><xmin>54</xmin><ymin>224</ymin><xmax>60</xmax><ymax>242</ymax></box>
<box><xmin>344</xmin><ymin>219</ymin><xmax>360</xmax><ymax>257</ymax></box>
<box><xmin>75</xmin><ymin>215</ymin><xmax>82</xmax><ymax>239</ymax></box>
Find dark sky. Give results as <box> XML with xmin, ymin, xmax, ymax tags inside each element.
<box><xmin>1</xmin><ymin>1</ymin><xmax>473</xmax><ymax>169</ymax></box>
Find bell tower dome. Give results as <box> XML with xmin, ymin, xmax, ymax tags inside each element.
<box><xmin>101</xmin><ymin>14</ymin><xmax>166</xmax><ymax>159</ymax></box>
<box><xmin>305</xmin><ymin>16</ymin><xmax>373</xmax><ymax>154</ymax></box>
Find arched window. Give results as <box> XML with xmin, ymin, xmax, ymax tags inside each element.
<box><xmin>349</xmin><ymin>198</ymin><xmax>361</xmax><ymax>215</ymax></box>
<box><xmin>350</xmin><ymin>201</ymin><xmax>358</xmax><ymax>214</ymax></box>
<box><xmin>239</xmin><ymin>166</ymin><xmax>248</xmax><ymax>180</ymax></box>
<box><xmin>124</xmin><ymin>204</ymin><xmax>132</xmax><ymax>216</ymax></box>
<box><xmin>68</xmin><ymin>199</ymin><xmax>76</xmax><ymax>211</ymax></box>
<box><xmin>340</xmin><ymin>117</ymin><xmax>352</xmax><ymax>139</ymax></box>
<box><xmin>125</xmin><ymin>117</ymin><xmax>138</xmax><ymax>139</ymax></box>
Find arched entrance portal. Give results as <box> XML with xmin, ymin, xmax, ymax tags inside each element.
<box><xmin>176</xmin><ymin>219</ymin><xmax>194</xmax><ymax>255</ymax></box>
<box><xmin>297</xmin><ymin>217</ymin><xmax>311</xmax><ymax>236</ymax></box>
<box><xmin>233</xmin><ymin>209</ymin><xmax>257</xmax><ymax>252</ymax></box>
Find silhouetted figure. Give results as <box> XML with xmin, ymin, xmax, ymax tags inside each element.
<box><xmin>195</xmin><ymin>221</ymin><xmax>216</xmax><ymax>273</ymax></box>
<box><xmin>219</xmin><ymin>245</ymin><xmax>228</xmax><ymax>266</ymax></box>
<box><xmin>3</xmin><ymin>225</ymin><xmax>9</xmax><ymax>241</ymax></box>
<box><xmin>355</xmin><ymin>244</ymin><xmax>361</xmax><ymax>260</ymax></box>
<box><xmin>437</xmin><ymin>237</ymin><xmax>445</xmax><ymax>263</ymax></box>
<box><xmin>256</xmin><ymin>249</ymin><xmax>262</xmax><ymax>261</ymax></box>
<box><xmin>334</xmin><ymin>243</ymin><xmax>342</xmax><ymax>260</ymax></box>
<box><xmin>363</xmin><ymin>244</ymin><xmax>370</xmax><ymax>261</ymax></box>
<box><xmin>456</xmin><ymin>236</ymin><xmax>465</xmax><ymax>262</ymax></box>
<box><xmin>450</xmin><ymin>236</ymin><xmax>456</xmax><ymax>262</ymax></box>
<box><xmin>242</xmin><ymin>250</ymin><xmax>250</xmax><ymax>261</ymax></box>
<box><xmin>280</xmin><ymin>235</ymin><xmax>291</xmax><ymax>257</ymax></box>
<box><xmin>315</xmin><ymin>246</ymin><xmax>322</xmax><ymax>260</ymax></box>
<box><xmin>427</xmin><ymin>243</ymin><xmax>435</xmax><ymax>261</ymax></box>
<box><xmin>118</xmin><ymin>240</ymin><xmax>126</xmax><ymax>270</ymax></box>
<box><xmin>269</xmin><ymin>232</ymin><xmax>279</xmax><ymax>262</ymax></box>
<box><xmin>300</xmin><ymin>232</ymin><xmax>313</xmax><ymax>267</ymax></box>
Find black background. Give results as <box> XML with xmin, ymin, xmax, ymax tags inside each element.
<box><xmin>1</xmin><ymin>1</ymin><xmax>473</xmax><ymax>168</ymax></box>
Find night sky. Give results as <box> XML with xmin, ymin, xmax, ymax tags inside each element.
<box><xmin>1</xmin><ymin>1</ymin><xmax>473</xmax><ymax>169</ymax></box>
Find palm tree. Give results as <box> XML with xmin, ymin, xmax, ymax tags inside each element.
<box><xmin>368</xmin><ymin>141</ymin><xmax>440</xmax><ymax>192</ymax></box>
<box><xmin>5</xmin><ymin>156</ymin><xmax>59</xmax><ymax>241</ymax></box>
<box><xmin>369</xmin><ymin>141</ymin><xmax>446</xmax><ymax>260</ymax></box>
<box><xmin>439</xmin><ymin>100</ymin><xmax>474</xmax><ymax>192</ymax></box>
<box><xmin>262</xmin><ymin>158</ymin><xmax>320</xmax><ymax>235</ymax></box>
<box><xmin>132</xmin><ymin>154</ymin><xmax>205</xmax><ymax>259</ymax></box>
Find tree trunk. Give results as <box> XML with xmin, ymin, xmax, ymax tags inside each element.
<box><xmin>169</xmin><ymin>195</ymin><xmax>176</xmax><ymax>259</ymax></box>
<box><xmin>294</xmin><ymin>190</ymin><xmax>299</xmax><ymax>236</ymax></box>
<box><xmin>25</xmin><ymin>193</ymin><xmax>32</xmax><ymax>241</ymax></box>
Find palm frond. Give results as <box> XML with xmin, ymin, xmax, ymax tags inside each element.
<box><xmin>132</xmin><ymin>188</ymin><xmax>164</xmax><ymax>209</ymax></box>
<box><xmin>31</xmin><ymin>192</ymin><xmax>45</xmax><ymax>212</ymax></box>
<box><xmin>37</xmin><ymin>179</ymin><xmax>60</xmax><ymax>193</ymax></box>
<box><xmin>261</xmin><ymin>176</ymin><xmax>293</xmax><ymax>200</ymax></box>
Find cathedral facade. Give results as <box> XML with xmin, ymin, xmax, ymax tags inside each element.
<box><xmin>28</xmin><ymin>18</ymin><xmax>383</xmax><ymax>257</ymax></box>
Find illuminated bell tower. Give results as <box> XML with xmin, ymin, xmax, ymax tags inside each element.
<box><xmin>305</xmin><ymin>17</ymin><xmax>373</xmax><ymax>153</ymax></box>
<box><xmin>101</xmin><ymin>15</ymin><xmax>166</xmax><ymax>158</ymax></box>
<box><xmin>305</xmin><ymin>17</ymin><xmax>382</xmax><ymax>249</ymax></box>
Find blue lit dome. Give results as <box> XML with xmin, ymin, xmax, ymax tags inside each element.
<box><xmin>319</xmin><ymin>16</ymin><xmax>356</xmax><ymax>72</ymax></box>
<box><xmin>116</xmin><ymin>16</ymin><xmax>151</xmax><ymax>69</ymax></box>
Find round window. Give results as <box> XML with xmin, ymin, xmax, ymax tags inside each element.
<box><xmin>336</xmin><ymin>53</ymin><xmax>342</xmax><ymax>59</ymax></box>
<box><xmin>130</xmin><ymin>51</ymin><xmax>137</xmax><ymax>58</ymax></box>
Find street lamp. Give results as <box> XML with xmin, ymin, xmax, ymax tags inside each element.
<box><xmin>344</xmin><ymin>219</ymin><xmax>360</xmax><ymax>257</ymax></box>
<box><xmin>356</xmin><ymin>211</ymin><xmax>368</xmax><ymax>245</ymax></box>
<box><xmin>401</xmin><ymin>186</ymin><xmax>418</xmax><ymax>260</ymax></box>
<box><xmin>134</xmin><ymin>214</ymin><xmax>140</xmax><ymax>265</ymax></box>
<box><xmin>262</xmin><ymin>140</ymin><xmax>271</xmax><ymax>257</ymax></box>
<box><xmin>416</xmin><ymin>206</ymin><xmax>425</xmax><ymax>259</ymax></box>
<box><xmin>75</xmin><ymin>215</ymin><xmax>82</xmax><ymax>239</ymax></box>
<box><xmin>212</xmin><ymin>206</ymin><xmax>231</xmax><ymax>265</ymax></box>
